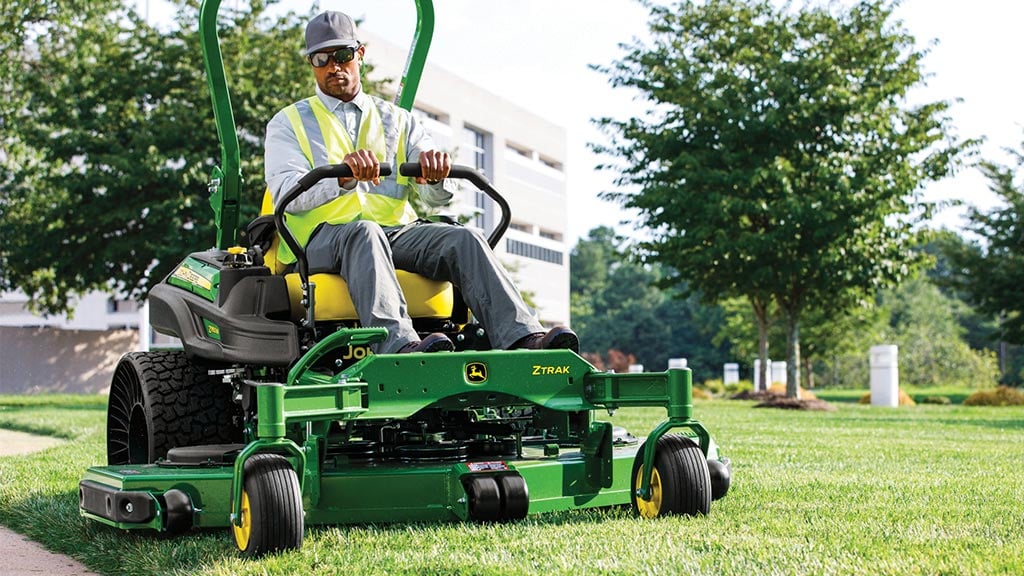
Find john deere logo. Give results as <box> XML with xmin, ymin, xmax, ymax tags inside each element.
<box><xmin>465</xmin><ymin>362</ymin><xmax>488</xmax><ymax>383</ymax></box>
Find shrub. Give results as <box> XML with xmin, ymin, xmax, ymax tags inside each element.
<box><xmin>919</xmin><ymin>395</ymin><xmax>952</xmax><ymax>405</ymax></box>
<box><xmin>692</xmin><ymin>387</ymin><xmax>712</xmax><ymax>400</ymax></box>
<box><xmin>700</xmin><ymin>379</ymin><xmax>726</xmax><ymax>397</ymax></box>
<box><xmin>858</xmin><ymin>389</ymin><xmax>917</xmax><ymax>406</ymax></box>
<box><xmin>768</xmin><ymin>383</ymin><xmax>817</xmax><ymax>400</ymax></box>
<box><xmin>725</xmin><ymin>379</ymin><xmax>754</xmax><ymax>395</ymax></box>
<box><xmin>963</xmin><ymin>386</ymin><xmax>1024</xmax><ymax>406</ymax></box>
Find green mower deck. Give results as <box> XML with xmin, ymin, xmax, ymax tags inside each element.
<box><xmin>82</xmin><ymin>338</ymin><xmax>728</xmax><ymax>538</ymax></box>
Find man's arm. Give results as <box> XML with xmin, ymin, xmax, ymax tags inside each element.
<box><xmin>405</xmin><ymin>113</ymin><xmax>455</xmax><ymax>208</ymax></box>
<box><xmin>265</xmin><ymin>111</ymin><xmax>347</xmax><ymax>213</ymax></box>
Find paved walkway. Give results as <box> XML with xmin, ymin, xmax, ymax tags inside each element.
<box><xmin>0</xmin><ymin>429</ymin><xmax>100</xmax><ymax>576</ymax></box>
<box><xmin>0</xmin><ymin>429</ymin><xmax>65</xmax><ymax>457</ymax></box>
<box><xmin>0</xmin><ymin>527</ymin><xmax>99</xmax><ymax>576</ymax></box>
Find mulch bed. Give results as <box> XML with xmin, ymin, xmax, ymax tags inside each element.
<box><xmin>731</xmin><ymin>389</ymin><xmax>836</xmax><ymax>411</ymax></box>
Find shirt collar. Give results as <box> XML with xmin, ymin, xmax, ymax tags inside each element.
<box><xmin>315</xmin><ymin>84</ymin><xmax>369</xmax><ymax>113</ymax></box>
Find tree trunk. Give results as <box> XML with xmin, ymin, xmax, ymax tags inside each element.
<box><xmin>802</xmin><ymin>355</ymin><xmax>815</xmax><ymax>389</ymax></box>
<box><xmin>785</xmin><ymin>313</ymin><xmax>801</xmax><ymax>399</ymax></box>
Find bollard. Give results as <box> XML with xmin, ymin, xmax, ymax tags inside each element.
<box><xmin>870</xmin><ymin>345</ymin><xmax>899</xmax><ymax>407</ymax></box>
<box><xmin>771</xmin><ymin>361</ymin><xmax>787</xmax><ymax>385</ymax></box>
<box><xmin>723</xmin><ymin>363</ymin><xmax>739</xmax><ymax>385</ymax></box>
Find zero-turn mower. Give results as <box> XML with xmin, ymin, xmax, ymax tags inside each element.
<box><xmin>78</xmin><ymin>0</ymin><xmax>731</xmax><ymax>556</ymax></box>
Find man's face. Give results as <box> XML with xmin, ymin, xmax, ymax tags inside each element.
<box><xmin>311</xmin><ymin>45</ymin><xmax>364</xmax><ymax>102</ymax></box>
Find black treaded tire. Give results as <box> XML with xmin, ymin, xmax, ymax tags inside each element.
<box><xmin>106</xmin><ymin>350</ymin><xmax>242</xmax><ymax>465</ymax></box>
<box><xmin>630</xmin><ymin>433</ymin><xmax>712</xmax><ymax>518</ymax></box>
<box><xmin>232</xmin><ymin>453</ymin><xmax>304</xmax><ymax>556</ymax></box>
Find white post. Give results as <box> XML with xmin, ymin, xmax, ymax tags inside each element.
<box><xmin>771</xmin><ymin>361</ymin><xmax>787</xmax><ymax>385</ymax></box>
<box><xmin>870</xmin><ymin>345</ymin><xmax>899</xmax><ymax>407</ymax></box>
<box><xmin>668</xmin><ymin>358</ymin><xmax>687</xmax><ymax>370</ymax></box>
<box><xmin>628</xmin><ymin>364</ymin><xmax>645</xmax><ymax>373</ymax></box>
<box><xmin>723</xmin><ymin>363</ymin><xmax>739</xmax><ymax>385</ymax></box>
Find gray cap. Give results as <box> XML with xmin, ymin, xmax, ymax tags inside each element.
<box><xmin>305</xmin><ymin>11</ymin><xmax>359</xmax><ymax>55</ymax></box>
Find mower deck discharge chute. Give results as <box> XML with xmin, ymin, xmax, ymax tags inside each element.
<box><xmin>79</xmin><ymin>0</ymin><xmax>731</xmax><ymax>556</ymax></box>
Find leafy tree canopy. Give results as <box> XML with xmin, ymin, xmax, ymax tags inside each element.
<box><xmin>0</xmin><ymin>0</ymin><xmax>391</xmax><ymax>315</ymax></box>
<box><xmin>942</xmin><ymin>135</ymin><xmax>1024</xmax><ymax>345</ymax></box>
<box><xmin>592</xmin><ymin>0</ymin><xmax>975</xmax><ymax>395</ymax></box>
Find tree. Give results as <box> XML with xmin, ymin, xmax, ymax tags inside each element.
<box><xmin>571</xmin><ymin>226</ymin><xmax>731</xmax><ymax>380</ymax></box>
<box><xmin>0</xmin><ymin>0</ymin><xmax>370</xmax><ymax>315</ymax></box>
<box><xmin>940</xmin><ymin>137</ymin><xmax>1024</xmax><ymax>383</ymax></box>
<box><xmin>944</xmin><ymin>138</ymin><xmax>1024</xmax><ymax>343</ymax></box>
<box><xmin>593</xmin><ymin>0</ymin><xmax>973</xmax><ymax>397</ymax></box>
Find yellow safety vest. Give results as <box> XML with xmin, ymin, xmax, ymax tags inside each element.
<box><xmin>275</xmin><ymin>95</ymin><xmax>417</xmax><ymax>264</ymax></box>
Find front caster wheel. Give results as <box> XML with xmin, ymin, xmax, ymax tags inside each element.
<box><xmin>631</xmin><ymin>434</ymin><xmax>711</xmax><ymax>518</ymax></box>
<box><xmin>232</xmin><ymin>454</ymin><xmax>303</xmax><ymax>556</ymax></box>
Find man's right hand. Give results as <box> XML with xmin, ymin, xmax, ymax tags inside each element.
<box><xmin>339</xmin><ymin>149</ymin><xmax>381</xmax><ymax>187</ymax></box>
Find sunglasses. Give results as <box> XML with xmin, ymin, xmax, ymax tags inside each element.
<box><xmin>308</xmin><ymin>46</ymin><xmax>360</xmax><ymax>68</ymax></box>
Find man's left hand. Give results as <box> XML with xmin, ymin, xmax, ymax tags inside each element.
<box><xmin>417</xmin><ymin>150</ymin><xmax>451</xmax><ymax>184</ymax></box>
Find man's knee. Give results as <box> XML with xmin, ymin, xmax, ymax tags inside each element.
<box><xmin>344</xmin><ymin>220</ymin><xmax>387</xmax><ymax>243</ymax></box>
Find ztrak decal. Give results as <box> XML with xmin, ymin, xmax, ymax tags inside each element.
<box><xmin>532</xmin><ymin>365</ymin><xmax>570</xmax><ymax>376</ymax></box>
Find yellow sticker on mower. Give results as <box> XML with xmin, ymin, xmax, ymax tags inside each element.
<box><xmin>172</xmin><ymin>265</ymin><xmax>212</xmax><ymax>291</ymax></box>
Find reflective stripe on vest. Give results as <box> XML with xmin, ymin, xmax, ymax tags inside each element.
<box><xmin>276</xmin><ymin>95</ymin><xmax>416</xmax><ymax>264</ymax></box>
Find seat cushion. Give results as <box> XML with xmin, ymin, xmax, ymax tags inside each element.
<box><xmin>284</xmin><ymin>270</ymin><xmax>454</xmax><ymax>322</ymax></box>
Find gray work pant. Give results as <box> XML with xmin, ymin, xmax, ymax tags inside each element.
<box><xmin>305</xmin><ymin>220</ymin><xmax>543</xmax><ymax>353</ymax></box>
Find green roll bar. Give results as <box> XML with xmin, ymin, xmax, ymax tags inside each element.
<box><xmin>198</xmin><ymin>0</ymin><xmax>435</xmax><ymax>249</ymax></box>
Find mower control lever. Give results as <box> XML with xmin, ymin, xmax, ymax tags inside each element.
<box><xmin>398</xmin><ymin>162</ymin><xmax>510</xmax><ymax>249</ymax></box>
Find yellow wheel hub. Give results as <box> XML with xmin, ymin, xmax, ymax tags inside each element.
<box><xmin>635</xmin><ymin>466</ymin><xmax>663</xmax><ymax>519</ymax></box>
<box><xmin>232</xmin><ymin>490</ymin><xmax>252</xmax><ymax>551</ymax></box>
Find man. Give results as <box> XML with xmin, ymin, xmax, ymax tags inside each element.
<box><xmin>264</xmin><ymin>10</ymin><xmax>578</xmax><ymax>355</ymax></box>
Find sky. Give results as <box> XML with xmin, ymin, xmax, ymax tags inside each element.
<box><xmin>145</xmin><ymin>0</ymin><xmax>1024</xmax><ymax>244</ymax></box>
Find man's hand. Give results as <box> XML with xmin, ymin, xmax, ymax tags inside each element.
<box><xmin>339</xmin><ymin>149</ymin><xmax>381</xmax><ymax>187</ymax></box>
<box><xmin>417</xmin><ymin>150</ymin><xmax>451</xmax><ymax>185</ymax></box>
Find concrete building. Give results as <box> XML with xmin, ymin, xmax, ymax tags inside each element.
<box><xmin>0</xmin><ymin>32</ymin><xmax>570</xmax><ymax>394</ymax></box>
<box><xmin>363</xmin><ymin>30</ymin><xmax>570</xmax><ymax>325</ymax></box>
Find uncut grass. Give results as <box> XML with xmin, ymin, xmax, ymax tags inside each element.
<box><xmin>1</xmin><ymin>396</ymin><xmax>1022</xmax><ymax>575</ymax></box>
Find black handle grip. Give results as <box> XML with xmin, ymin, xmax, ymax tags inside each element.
<box><xmin>296</xmin><ymin>162</ymin><xmax>393</xmax><ymax>190</ymax></box>
<box><xmin>398</xmin><ymin>163</ymin><xmax>484</xmax><ymax>182</ymax></box>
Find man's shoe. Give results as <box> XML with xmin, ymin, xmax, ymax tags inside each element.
<box><xmin>397</xmin><ymin>333</ymin><xmax>455</xmax><ymax>353</ymax></box>
<box><xmin>511</xmin><ymin>326</ymin><xmax>579</xmax><ymax>354</ymax></box>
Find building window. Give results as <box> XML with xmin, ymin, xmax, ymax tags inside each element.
<box><xmin>539</xmin><ymin>229</ymin><xmax>562</xmax><ymax>242</ymax></box>
<box><xmin>506</xmin><ymin>239</ymin><xmax>564</xmax><ymax>265</ymax></box>
<box><xmin>107</xmin><ymin>298</ymin><xmax>137</xmax><ymax>314</ymax></box>
<box><xmin>462</xmin><ymin>125</ymin><xmax>491</xmax><ymax>230</ymax></box>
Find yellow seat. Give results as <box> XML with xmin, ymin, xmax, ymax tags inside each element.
<box><xmin>259</xmin><ymin>190</ymin><xmax>454</xmax><ymax>323</ymax></box>
<box><xmin>282</xmin><ymin>270</ymin><xmax>453</xmax><ymax>323</ymax></box>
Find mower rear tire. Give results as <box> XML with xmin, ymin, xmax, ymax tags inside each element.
<box><xmin>106</xmin><ymin>350</ymin><xmax>241</xmax><ymax>465</ymax></box>
<box><xmin>631</xmin><ymin>434</ymin><xmax>711</xmax><ymax>518</ymax></box>
<box><xmin>232</xmin><ymin>454</ymin><xmax>304</xmax><ymax>556</ymax></box>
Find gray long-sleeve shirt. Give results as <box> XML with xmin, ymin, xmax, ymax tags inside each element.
<box><xmin>264</xmin><ymin>85</ymin><xmax>454</xmax><ymax>214</ymax></box>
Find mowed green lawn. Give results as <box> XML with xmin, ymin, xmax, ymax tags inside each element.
<box><xmin>1</xmin><ymin>393</ymin><xmax>1021</xmax><ymax>575</ymax></box>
